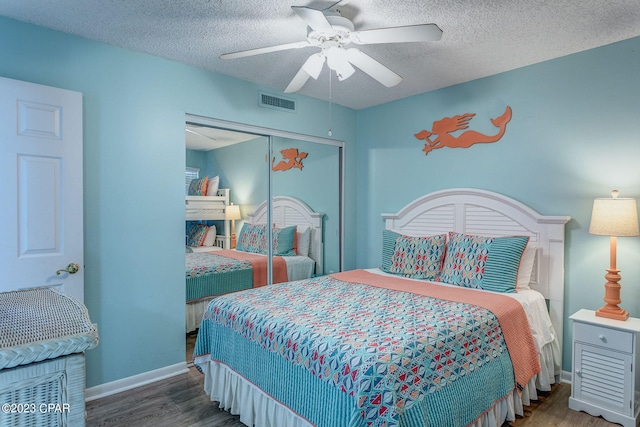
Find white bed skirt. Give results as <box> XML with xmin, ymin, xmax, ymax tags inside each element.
<box><xmin>187</xmin><ymin>299</ymin><xmax>212</xmax><ymax>334</ymax></box>
<box><xmin>195</xmin><ymin>337</ymin><xmax>560</xmax><ymax>427</ymax></box>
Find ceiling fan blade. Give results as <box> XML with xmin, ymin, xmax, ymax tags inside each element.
<box><xmin>345</xmin><ymin>48</ymin><xmax>402</xmax><ymax>87</ymax></box>
<box><xmin>351</xmin><ymin>24</ymin><xmax>443</xmax><ymax>44</ymax></box>
<box><xmin>323</xmin><ymin>0</ymin><xmax>353</xmax><ymax>10</ymax></box>
<box><xmin>284</xmin><ymin>68</ymin><xmax>311</xmax><ymax>93</ymax></box>
<box><xmin>285</xmin><ymin>53</ymin><xmax>326</xmax><ymax>93</ymax></box>
<box><xmin>291</xmin><ymin>6</ymin><xmax>334</xmax><ymax>33</ymax></box>
<box><xmin>220</xmin><ymin>41</ymin><xmax>310</xmax><ymax>60</ymax></box>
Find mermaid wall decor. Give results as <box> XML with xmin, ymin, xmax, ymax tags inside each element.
<box><xmin>414</xmin><ymin>106</ymin><xmax>512</xmax><ymax>156</ymax></box>
<box><xmin>272</xmin><ymin>148</ymin><xmax>308</xmax><ymax>171</ymax></box>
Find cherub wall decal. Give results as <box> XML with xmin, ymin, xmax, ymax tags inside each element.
<box><xmin>272</xmin><ymin>148</ymin><xmax>308</xmax><ymax>171</ymax></box>
<box><xmin>414</xmin><ymin>106</ymin><xmax>512</xmax><ymax>156</ymax></box>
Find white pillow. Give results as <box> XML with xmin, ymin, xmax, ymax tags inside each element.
<box><xmin>206</xmin><ymin>175</ymin><xmax>219</xmax><ymax>196</ymax></box>
<box><xmin>203</xmin><ymin>225</ymin><xmax>217</xmax><ymax>247</ymax></box>
<box><xmin>296</xmin><ymin>227</ymin><xmax>311</xmax><ymax>257</ymax></box>
<box><xmin>516</xmin><ymin>244</ymin><xmax>537</xmax><ymax>290</ymax></box>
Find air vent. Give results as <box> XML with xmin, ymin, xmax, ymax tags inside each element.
<box><xmin>259</xmin><ymin>92</ymin><xmax>296</xmax><ymax>113</ymax></box>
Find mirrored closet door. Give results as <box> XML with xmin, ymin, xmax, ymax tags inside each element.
<box><xmin>271</xmin><ymin>135</ymin><xmax>342</xmax><ymax>275</ymax></box>
<box><xmin>184</xmin><ymin>114</ymin><xmax>343</xmax><ymax>335</ymax></box>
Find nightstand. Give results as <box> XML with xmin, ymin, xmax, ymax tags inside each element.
<box><xmin>569</xmin><ymin>309</ymin><xmax>640</xmax><ymax>427</ymax></box>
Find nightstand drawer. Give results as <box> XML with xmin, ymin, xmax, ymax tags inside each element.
<box><xmin>574</xmin><ymin>322</ymin><xmax>633</xmax><ymax>353</ymax></box>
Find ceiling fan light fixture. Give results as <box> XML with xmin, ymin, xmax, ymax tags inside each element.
<box><xmin>333</xmin><ymin>60</ymin><xmax>355</xmax><ymax>80</ymax></box>
<box><xmin>326</xmin><ymin>46</ymin><xmax>355</xmax><ymax>80</ymax></box>
<box><xmin>301</xmin><ymin>53</ymin><xmax>325</xmax><ymax>79</ymax></box>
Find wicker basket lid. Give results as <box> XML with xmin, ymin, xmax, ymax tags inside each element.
<box><xmin>0</xmin><ymin>287</ymin><xmax>99</xmax><ymax>369</ymax></box>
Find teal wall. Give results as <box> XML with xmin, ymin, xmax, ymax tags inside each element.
<box><xmin>356</xmin><ymin>36</ymin><xmax>640</xmax><ymax>371</ymax></box>
<box><xmin>0</xmin><ymin>16</ymin><xmax>357</xmax><ymax>388</ymax></box>
<box><xmin>204</xmin><ymin>139</ymin><xmax>270</xmax><ymax>211</ymax></box>
<box><xmin>185</xmin><ymin>149</ymin><xmax>207</xmax><ymax>175</ymax></box>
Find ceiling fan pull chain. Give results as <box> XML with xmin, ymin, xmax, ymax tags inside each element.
<box><xmin>328</xmin><ymin>72</ymin><xmax>333</xmax><ymax>136</ymax></box>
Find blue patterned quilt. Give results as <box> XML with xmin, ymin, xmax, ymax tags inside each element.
<box><xmin>195</xmin><ymin>274</ymin><xmax>516</xmax><ymax>427</ymax></box>
<box><xmin>185</xmin><ymin>252</ymin><xmax>253</xmax><ymax>301</ymax></box>
<box><xmin>186</xmin><ymin>252</ymin><xmax>251</xmax><ymax>277</ymax></box>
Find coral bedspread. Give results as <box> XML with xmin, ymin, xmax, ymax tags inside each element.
<box><xmin>194</xmin><ymin>269</ymin><xmax>540</xmax><ymax>427</ymax></box>
<box><xmin>216</xmin><ymin>249</ymin><xmax>288</xmax><ymax>287</ymax></box>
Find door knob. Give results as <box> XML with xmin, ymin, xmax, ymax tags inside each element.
<box><xmin>56</xmin><ymin>263</ymin><xmax>80</xmax><ymax>275</ymax></box>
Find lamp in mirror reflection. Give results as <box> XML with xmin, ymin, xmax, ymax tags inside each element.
<box><xmin>226</xmin><ymin>203</ymin><xmax>241</xmax><ymax>249</ymax></box>
<box><xmin>589</xmin><ymin>190</ymin><xmax>640</xmax><ymax>321</ymax></box>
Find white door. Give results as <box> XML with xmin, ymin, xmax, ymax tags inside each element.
<box><xmin>0</xmin><ymin>76</ymin><xmax>84</xmax><ymax>302</ymax></box>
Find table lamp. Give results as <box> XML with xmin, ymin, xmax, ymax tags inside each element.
<box><xmin>225</xmin><ymin>203</ymin><xmax>241</xmax><ymax>249</ymax></box>
<box><xmin>589</xmin><ymin>190</ymin><xmax>639</xmax><ymax>321</ymax></box>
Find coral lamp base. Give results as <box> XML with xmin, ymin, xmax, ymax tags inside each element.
<box><xmin>595</xmin><ymin>267</ymin><xmax>629</xmax><ymax>321</ymax></box>
<box><xmin>596</xmin><ymin>305</ymin><xmax>629</xmax><ymax>321</ymax></box>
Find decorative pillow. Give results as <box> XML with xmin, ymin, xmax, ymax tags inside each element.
<box><xmin>236</xmin><ymin>223</ymin><xmax>267</xmax><ymax>254</ymax></box>
<box><xmin>186</xmin><ymin>223</ymin><xmax>208</xmax><ymax>247</ymax></box>
<box><xmin>185</xmin><ymin>245</ymin><xmax>193</xmax><ymax>253</ymax></box>
<box><xmin>516</xmin><ymin>244</ymin><xmax>537</xmax><ymax>290</ymax></box>
<box><xmin>296</xmin><ymin>227</ymin><xmax>312</xmax><ymax>257</ymax></box>
<box><xmin>188</xmin><ymin>176</ymin><xmax>208</xmax><ymax>196</ymax></box>
<box><xmin>381</xmin><ymin>230</ymin><xmax>447</xmax><ymax>280</ymax></box>
<box><xmin>439</xmin><ymin>232</ymin><xmax>529</xmax><ymax>293</ymax></box>
<box><xmin>203</xmin><ymin>225</ymin><xmax>217</xmax><ymax>247</ymax></box>
<box><xmin>270</xmin><ymin>226</ymin><xmax>296</xmax><ymax>256</ymax></box>
<box><xmin>293</xmin><ymin>228</ymin><xmax>298</xmax><ymax>253</ymax></box>
<box><xmin>206</xmin><ymin>175</ymin><xmax>219</xmax><ymax>197</ymax></box>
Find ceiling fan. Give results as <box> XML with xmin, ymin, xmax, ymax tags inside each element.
<box><xmin>220</xmin><ymin>1</ymin><xmax>442</xmax><ymax>93</ymax></box>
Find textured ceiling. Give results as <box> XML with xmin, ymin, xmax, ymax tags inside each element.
<box><xmin>1</xmin><ymin>0</ymin><xmax>639</xmax><ymax>110</ymax></box>
<box><xmin>185</xmin><ymin>124</ymin><xmax>259</xmax><ymax>151</ymax></box>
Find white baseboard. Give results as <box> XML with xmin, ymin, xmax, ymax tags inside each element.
<box><xmin>561</xmin><ymin>369</ymin><xmax>572</xmax><ymax>384</ymax></box>
<box><xmin>85</xmin><ymin>362</ymin><xmax>189</xmax><ymax>402</ymax></box>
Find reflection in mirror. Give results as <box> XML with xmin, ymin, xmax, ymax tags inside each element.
<box><xmin>185</xmin><ymin>124</ymin><xmax>268</xmax><ymax>335</ymax></box>
<box><xmin>272</xmin><ymin>136</ymin><xmax>341</xmax><ymax>274</ymax></box>
<box><xmin>184</xmin><ymin>118</ymin><xmax>343</xmax><ymax>338</ymax></box>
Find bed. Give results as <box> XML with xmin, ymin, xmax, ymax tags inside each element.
<box><xmin>193</xmin><ymin>188</ymin><xmax>570</xmax><ymax>426</ymax></box>
<box><xmin>186</xmin><ymin>187</ymin><xmax>232</xmax><ymax>250</ymax></box>
<box><xmin>186</xmin><ymin>196</ymin><xmax>324</xmax><ymax>333</ymax></box>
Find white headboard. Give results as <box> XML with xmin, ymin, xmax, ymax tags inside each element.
<box><xmin>381</xmin><ymin>188</ymin><xmax>570</xmax><ymax>359</ymax></box>
<box><xmin>248</xmin><ymin>196</ymin><xmax>324</xmax><ymax>274</ymax></box>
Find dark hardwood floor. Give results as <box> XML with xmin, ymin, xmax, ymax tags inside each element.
<box><xmin>84</xmin><ymin>337</ymin><xmax>619</xmax><ymax>427</ymax></box>
<box><xmin>186</xmin><ymin>332</ymin><xmax>197</xmax><ymax>365</ymax></box>
<box><xmin>505</xmin><ymin>385</ymin><xmax>618</xmax><ymax>427</ymax></box>
<box><xmin>86</xmin><ymin>365</ymin><xmax>244</xmax><ymax>427</ymax></box>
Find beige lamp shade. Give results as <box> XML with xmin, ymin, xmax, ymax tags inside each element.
<box><xmin>225</xmin><ymin>204</ymin><xmax>241</xmax><ymax>221</ymax></box>
<box><xmin>589</xmin><ymin>191</ymin><xmax>639</xmax><ymax>237</ymax></box>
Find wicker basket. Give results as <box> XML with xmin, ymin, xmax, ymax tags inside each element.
<box><xmin>0</xmin><ymin>287</ymin><xmax>99</xmax><ymax>427</ymax></box>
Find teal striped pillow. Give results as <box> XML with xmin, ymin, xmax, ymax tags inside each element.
<box><xmin>270</xmin><ymin>226</ymin><xmax>296</xmax><ymax>256</ymax></box>
<box><xmin>382</xmin><ymin>230</ymin><xmax>446</xmax><ymax>280</ymax></box>
<box><xmin>439</xmin><ymin>232</ymin><xmax>529</xmax><ymax>293</ymax></box>
<box><xmin>381</xmin><ymin>230</ymin><xmax>398</xmax><ymax>272</ymax></box>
